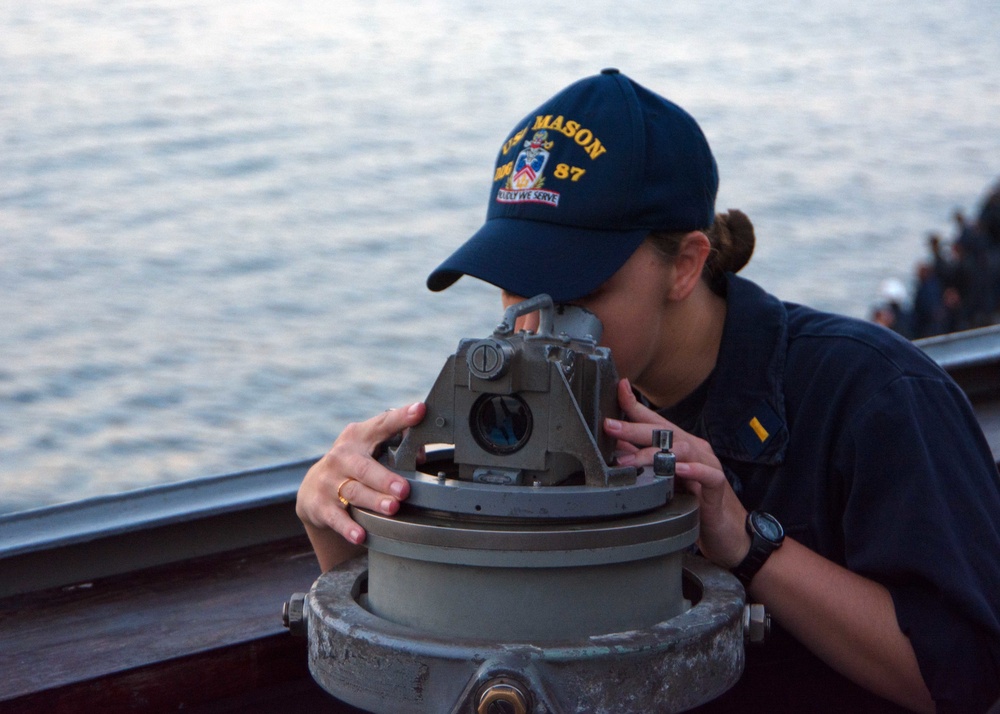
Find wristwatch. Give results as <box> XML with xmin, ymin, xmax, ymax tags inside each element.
<box><xmin>731</xmin><ymin>511</ymin><xmax>785</xmax><ymax>588</ymax></box>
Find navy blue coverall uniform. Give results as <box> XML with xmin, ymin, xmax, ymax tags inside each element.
<box><xmin>670</xmin><ymin>275</ymin><xmax>1000</xmax><ymax>713</ymax></box>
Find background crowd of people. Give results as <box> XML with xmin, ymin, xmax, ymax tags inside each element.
<box><xmin>871</xmin><ymin>178</ymin><xmax>1000</xmax><ymax>339</ymax></box>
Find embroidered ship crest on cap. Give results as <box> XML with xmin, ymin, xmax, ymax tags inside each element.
<box><xmin>497</xmin><ymin>130</ymin><xmax>560</xmax><ymax>207</ymax></box>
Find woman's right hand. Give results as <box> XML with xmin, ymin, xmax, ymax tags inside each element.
<box><xmin>296</xmin><ymin>402</ymin><xmax>426</xmax><ymax>571</ymax></box>
<box><xmin>604</xmin><ymin>379</ymin><xmax>750</xmax><ymax>569</ymax></box>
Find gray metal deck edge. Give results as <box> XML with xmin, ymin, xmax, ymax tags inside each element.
<box><xmin>915</xmin><ymin>323</ymin><xmax>1000</xmax><ymax>371</ymax></box>
<box><xmin>0</xmin><ymin>457</ymin><xmax>320</xmax><ymax>597</ymax></box>
<box><xmin>0</xmin><ymin>456</ymin><xmax>319</xmax><ymax>559</ymax></box>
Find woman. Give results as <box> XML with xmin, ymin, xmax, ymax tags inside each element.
<box><xmin>297</xmin><ymin>70</ymin><xmax>1000</xmax><ymax>713</ymax></box>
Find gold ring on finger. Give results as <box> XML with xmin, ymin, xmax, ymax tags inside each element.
<box><xmin>337</xmin><ymin>478</ymin><xmax>355</xmax><ymax>508</ymax></box>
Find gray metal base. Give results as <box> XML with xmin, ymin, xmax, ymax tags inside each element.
<box><xmin>306</xmin><ymin>554</ymin><xmax>745</xmax><ymax>714</ymax></box>
<box><xmin>353</xmin><ymin>496</ymin><xmax>700</xmax><ymax>640</ymax></box>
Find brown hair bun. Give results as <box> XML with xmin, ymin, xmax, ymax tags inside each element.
<box><xmin>707</xmin><ymin>209</ymin><xmax>755</xmax><ymax>276</ymax></box>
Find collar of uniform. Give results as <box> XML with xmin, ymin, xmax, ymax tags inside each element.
<box><xmin>701</xmin><ymin>274</ymin><xmax>790</xmax><ymax>465</ymax></box>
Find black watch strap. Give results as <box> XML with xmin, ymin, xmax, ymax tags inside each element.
<box><xmin>731</xmin><ymin>511</ymin><xmax>785</xmax><ymax>587</ymax></box>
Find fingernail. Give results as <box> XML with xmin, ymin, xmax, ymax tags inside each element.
<box><xmin>349</xmin><ymin>528</ymin><xmax>364</xmax><ymax>544</ymax></box>
<box><xmin>390</xmin><ymin>481</ymin><xmax>406</xmax><ymax>498</ymax></box>
<box><xmin>675</xmin><ymin>462</ymin><xmax>690</xmax><ymax>475</ymax></box>
<box><xmin>407</xmin><ymin>402</ymin><xmax>421</xmax><ymax>416</ymax></box>
<box><xmin>380</xmin><ymin>498</ymin><xmax>394</xmax><ymax>513</ymax></box>
<box><xmin>617</xmin><ymin>453</ymin><xmax>635</xmax><ymax>466</ymax></box>
<box><xmin>605</xmin><ymin>418</ymin><xmax>622</xmax><ymax>433</ymax></box>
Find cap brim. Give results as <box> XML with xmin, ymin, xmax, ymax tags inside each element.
<box><xmin>427</xmin><ymin>218</ymin><xmax>649</xmax><ymax>304</ymax></box>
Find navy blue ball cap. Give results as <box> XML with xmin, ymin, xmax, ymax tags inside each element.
<box><xmin>427</xmin><ymin>69</ymin><xmax>719</xmax><ymax>303</ymax></box>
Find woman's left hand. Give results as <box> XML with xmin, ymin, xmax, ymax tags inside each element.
<box><xmin>603</xmin><ymin>379</ymin><xmax>751</xmax><ymax>568</ymax></box>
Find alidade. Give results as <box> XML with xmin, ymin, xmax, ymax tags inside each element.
<box><xmin>293</xmin><ymin>296</ymin><xmax>745</xmax><ymax>713</ymax></box>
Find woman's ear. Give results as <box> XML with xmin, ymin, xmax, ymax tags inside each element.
<box><xmin>668</xmin><ymin>231</ymin><xmax>711</xmax><ymax>301</ymax></box>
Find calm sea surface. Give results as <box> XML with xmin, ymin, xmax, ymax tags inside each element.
<box><xmin>2</xmin><ymin>0</ymin><xmax>999</xmax><ymax>513</ymax></box>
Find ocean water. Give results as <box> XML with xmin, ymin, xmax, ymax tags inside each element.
<box><xmin>2</xmin><ymin>0</ymin><xmax>999</xmax><ymax>513</ymax></box>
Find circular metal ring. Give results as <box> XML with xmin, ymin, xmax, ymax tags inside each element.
<box><xmin>306</xmin><ymin>553</ymin><xmax>745</xmax><ymax>714</ymax></box>
<box><xmin>337</xmin><ymin>478</ymin><xmax>355</xmax><ymax>508</ymax></box>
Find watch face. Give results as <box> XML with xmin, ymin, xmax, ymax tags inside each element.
<box><xmin>751</xmin><ymin>511</ymin><xmax>784</xmax><ymax>543</ymax></box>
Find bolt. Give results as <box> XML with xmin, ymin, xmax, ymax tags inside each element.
<box><xmin>283</xmin><ymin>592</ymin><xmax>307</xmax><ymax>638</ymax></box>
<box><xmin>477</xmin><ymin>680</ymin><xmax>528</xmax><ymax>714</ymax></box>
<box><xmin>743</xmin><ymin>603</ymin><xmax>770</xmax><ymax>644</ymax></box>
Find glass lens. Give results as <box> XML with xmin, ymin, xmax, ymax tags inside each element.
<box><xmin>470</xmin><ymin>394</ymin><xmax>533</xmax><ymax>455</ymax></box>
